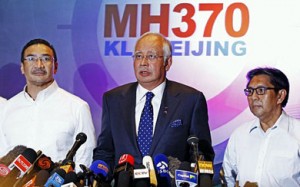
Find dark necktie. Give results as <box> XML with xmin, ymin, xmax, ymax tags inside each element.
<box><xmin>137</xmin><ymin>92</ymin><xmax>154</xmax><ymax>156</ymax></box>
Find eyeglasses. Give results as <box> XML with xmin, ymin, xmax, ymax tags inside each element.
<box><xmin>244</xmin><ymin>86</ymin><xmax>278</xmax><ymax>96</ymax></box>
<box><xmin>132</xmin><ymin>54</ymin><xmax>164</xmax><ymax>62</ymax></box>
<box><xmin>23</xmin><ymin>55</ymin><xmax>54</xmax><ymax>64</ymax></box>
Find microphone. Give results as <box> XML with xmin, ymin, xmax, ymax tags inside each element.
<box><xmin>79</xmin><ymin>164</ymin><xmax>93</xmax><ymax>187</ymax></box>
<box><xmin>61</xmin><ymin>171</ymin><xmax>78</xmax><ymax>187</ymax></box>
<box><xmin>36</xmin><ymin>154</ymin><xmax>55</xmax><ymax>172</ymax></box>
<box><xmin>0</xmin><ymin>148</ymin><xmax>38</xmax><ymax>186</ymax></box>
<box><xmin>0</xmin><ymin>163</ymin><xmax>10</xmax><ymax>177</ymax></box>
<box><xmin>187</xmin><ymin>136</ymin><xmax>214</xmax><ymax>187</ymax></box>
<box><xmin>89</xmin><ymin>160</ymin><xmax>109</xmax><ymax>186</ymax></box>
<box><xmin>44</xmin><ymin>168</ymin><xmax>66</xmax><ymax>187</ymax></box>
<box><xmin>219</xmin><ymin>167</ymin><xmax>227</xmax><ymax>187</ymax></box>
<box><xmin>175</xmin><ymin>162</ymin><xmax>198</xmax><ymax>187</ymax></box>
<box><xmin>142</xmin><ymin>156</ymin><xmax>157</xmax><ymax>187</ymax></box>
<box><xmin>133</xmin><ymin>164</ymin><xmax>150</xmax><ymax>187</ymax></box>
<box><xmin>113</xmin><ymin>154</ymin><xmax>134</xmax><ymax>186</ymax></box>
<box><xmin>66</xmin><ymin>132</ymin><xmax>87</xmax><ymax>161</ymax></box>
<box><xmin>60</xmin><ymin>159</ymin><xmax>75</xmax><ymax>174</ymax></box>
<box><xmin>0</xmin><ymin>145</ymin><xmax>27</xmax><ymax>165</ymax></box>
<box><xmin>153</xmin><ymin>154</ymin><xmax>171</xmax><ymax>187</ymax></box>
<box><xmin>116</xmin><ymin>170</ymin><xmax>131</xmax><ymax>187</ymax></box>
<box><xmin>21</xmin><ymin>169</ymin><xmax>50</xmax><ymax>187</ymax></box>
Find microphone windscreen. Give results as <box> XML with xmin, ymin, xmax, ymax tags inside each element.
<box><xmin>167</xmin><ymin>156</ymin><xmax>181</xmax><ymax>177</ymax></box>
<box><xmin>90</xmin><ymin>160</ymin><xmax>109</xmax><ymax>177</ymax></box>
<box><xmin>36</xmin><ymin>154</ymin><xmax>55</xmax><ymax>171</ymax></box>
<box><xmin>63</xmin><ymin>171</ymin><xmax>78</xmax><ymax>184</ymax></box>
<box><xmin>76</xmin><ymin>132</ymin><xmax>87</xmax><ymax>144</ymax></box>
<box><xmin>118</xmin><ymin>154</ymin><xmax>134</xmax><ymax>166</ymax></box>
<box><xmin>35</xmin><ymin>170</ymin><xmax>50</xmax><ymax>186</ymax></box>
<box><xmin>154</xmin><ymin>154</ymin><xmax>169</xmax><ymax>177</ymax></box>
<box><xmin>0</xmin><ymin>145</ymin><xmax>27</xmax><ymax>165</ymax></box>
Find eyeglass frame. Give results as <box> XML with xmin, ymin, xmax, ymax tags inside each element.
<box><xmin>132</xmin><ymin>53</ymin><xmax>164</xmax><ymax>62</ymax></box>
<box><xmin>23</xmin><ymin>55</ymin><xmax>55</xmax><ymax>64</ymax></box>
<box><xmin>244</xmin><ymin>86</ymin><xmax>279</xmax><ymax>96</ymax></box>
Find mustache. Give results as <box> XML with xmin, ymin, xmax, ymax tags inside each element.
<box><xmin>31</xmin><ymin>68</ymin><xmax>47</xmax><ymax>74</ymax></box>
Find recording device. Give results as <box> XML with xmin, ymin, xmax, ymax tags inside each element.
<box><xmin>66</xmin><ymin>132</ymin><xmax>87</xmax><ymax>161</ymax></box>
<box><xmin>175</xmin><ymin>161</ymin><xmax>198</xmax><ymax>187</ymax></box>
<box><xmin>0</xmin><ymin>148</ymin><xmax>38</xmax><ymax>186</ymax></box>
<box><xmin>133</xmin><ymin>164</ymin><xmax>150</xmax><ymax>187</ymax></box>
<box><xmin>44</xmin><ymin>168</ymin><xmax>66</xmax><ymax>187</ymax></box>
<box><xmin>153</xmin><ymin>154</ymin><xmax>171</xmax><ymax>187</ymax></box>
<box><xmin>142</xmin><ymin>155</ymin><xmax>157</xmax><ymax>187</ymax></box>
<box><xmin>113</xmin><ymin>154</ymin><xmax>134</xmax><ymax>186</ymax></box>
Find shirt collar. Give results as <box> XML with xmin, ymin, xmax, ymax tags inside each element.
<box><xmin>249</xmin><ymin>111</ymin><xmax>289</xmax><ymax>133</ymax></box>
<box><xmin>23</xmin><ymin>80</ymin><xmax>58</xmax><ymax>102</ymax></box>
<box><xmin>137</xmin><ymin>81</ymin><xmax>166</xmax><ymax>101</ymax></box>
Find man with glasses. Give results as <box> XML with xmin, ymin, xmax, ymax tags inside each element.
<box><xmin>0</xmin><ymin>39</ymin><xmax>96</xmax><ymax>171</ymax></box>
<box><xmin>223</xmin><ymin>67</ymin><xmax>300</xmax><ymax>186</ymax></box>
<box><xmin>93</xmin><ymin>32</ymin><xmax>214</xmax><ymax>183</ymax></box>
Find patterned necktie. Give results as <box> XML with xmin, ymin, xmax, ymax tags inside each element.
<box><xmin>137</xmin><ymin>92</ymin><xmax>154</xmax><ymax>156</ymax></box>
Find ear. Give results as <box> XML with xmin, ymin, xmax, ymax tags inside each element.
<box><xmin>20</xmin><ymin>63</ymin><xmax>25</xmax><ymax>74</ymax></box>
<box><xmin>164</xmin><ymin>56</ymin><xmax>172</xmax><ymax>71</ymax></box>
<box><xmin>277</xmin><ymin>89</ymin><xmax>287</xmax><ymax>105</ymax></box>
<box><xmin>53</xmin><ymin>62</ymin><xmax>58</xmax><ymax>74</ymax></box>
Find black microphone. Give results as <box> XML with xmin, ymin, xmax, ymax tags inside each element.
<box><xmin>61</xmin><ymin>171</ymin><xmax>78</xmax><ymax>187</ymax></box>
<box><xmin>79</xmin><ymin>164</ymin><xmax>93</xmax><ymax>187</ymax></box>
<box><xmin>187</xmin><ymin>136</ymin><xmax>214</xmax><ymax>187</ymax></box>
<box><xmin>116</xmin><ymin>170</ymin><xmax>131</xmax><ymax>187</ymax></box>
<box><xmin>0</xmin><ymin>148</ymin><xmax>38</xmax><ymax>186</ymax></box>
<box><xmin>113</xmin><ymin>154</ymin><xmax>134</xmax><ymax>187</ymax></box>
<box><xmin>66</xmin><ymin>132</ymin><xmax>87</xmax><ymax>161</ymax></box>
<box><xmin>133</xmin><ymin>164</ymin><xmax>150</xmax><ymax>187</ymax></box>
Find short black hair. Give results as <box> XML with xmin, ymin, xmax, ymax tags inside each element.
<box><xmin>246</xmin><ymin>67</ymin><xmax>289</xmax><ymax>107</ymax></box>
<box><xmin>21</xmin><ymin>38</ymin><xmax>57</xmax><ymax>63</ymax></box>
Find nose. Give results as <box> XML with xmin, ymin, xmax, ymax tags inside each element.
<box><xmin>36</xmin><ymin>58</ymin><xmax>44</xmax><ymax>68</ymax></box>
<box><xmin>140</xmin><ymin>56</ymin><xmax>148</xmax><ymax>66</ymax></box>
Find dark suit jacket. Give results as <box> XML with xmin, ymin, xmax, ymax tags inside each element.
<box><xmin>93</xmin><ymin>79</ymin><xmax>214</xmax><ymax>174</ymax></box>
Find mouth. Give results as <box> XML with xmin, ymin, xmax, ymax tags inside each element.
<box><xmin>139</xmin><ymin>70</ymin><xmax>150</xmax><ymax>76</ymax></box>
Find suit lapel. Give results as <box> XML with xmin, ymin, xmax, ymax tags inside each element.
<box><xmin>150</xmin><ymin>81</ymin><xmax>180</xmax><ymax>155</ymax></box>
<box><xmin>119</xmin><ymin>83</ymin><xmax>140</xmax><ymax>150</ymax></box>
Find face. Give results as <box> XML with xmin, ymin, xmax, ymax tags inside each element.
<box><xmin>247</xmin><ymin>74</ymin><xmax>285</xmax><ymax>121</ymax></box>
<box><xmin>133</xmin><ymin>35</ymin><xmax>172</xmax><ymax>90</ymax></box>
<box><xmin>21</xmin><ymin>44</ymin><xmax>58</xmax><ymax>88</ymax></box>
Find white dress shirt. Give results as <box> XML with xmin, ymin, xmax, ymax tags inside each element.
<box><xmin>135</xmin><ymin>81</ymin><xmax>166</xmax><ymax>135</ymax></box>
<box><xmin>223</xmin><ymin>111</ymin><xmax>300</xmax><ymax>187</ymax></box>
<box><xmin>0</xmin><ymin>96</ymin><xmax>6</xmax><ymax>107</ymax></box>
<box><xmin>0</xmin><ymin>81</ymin><xmax>96</xmax><ymax>171</ymax></box>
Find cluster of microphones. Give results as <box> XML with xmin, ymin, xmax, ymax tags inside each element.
<box><xmin>0</xmin><ymin>133</ymin><xmax>215</xmax><ymax>187</ymax></box>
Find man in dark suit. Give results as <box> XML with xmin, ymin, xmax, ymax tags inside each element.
<box><xmin>93</xmin><ymin>32</ymin><xmax>214</xmax><ymax>178</ymax></box>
